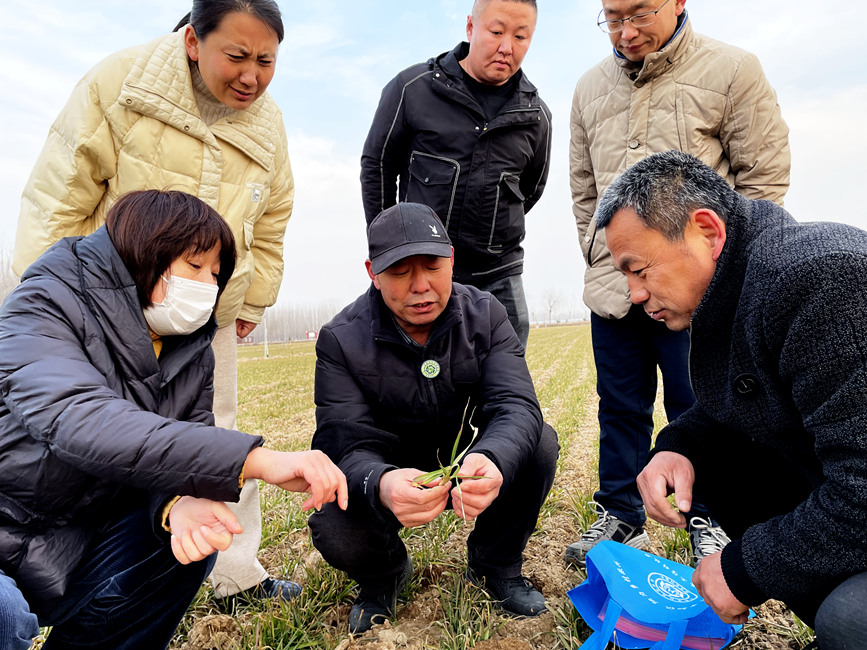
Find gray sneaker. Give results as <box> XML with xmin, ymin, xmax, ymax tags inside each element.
<box><xmin>688</xmin><ymin>516</ymin><xmax>731</xmax><ymax>565</ymax></box>
<box><xmin>565</xmin><ymin>502</ymin><xmax>650</xmax><ymax>567</ymax></box>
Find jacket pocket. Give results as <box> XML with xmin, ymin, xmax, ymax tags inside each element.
<box><xmin>584</xmin><ymin>218</ymin><xmax>608</xmax><ymax>269</ymax></box>
<box><xmin>674</xmin><ymin>84</ymin><xmax>727</xmax><ymax>165</ymax></box>
<box><xmin>242</xmin><ymin>219</ymin><xmax>255</xmax><ymax>251</ymax></box>
<box><xmin>0</xmin><ymin>491</ymin><xmax>46</xmax><ymax>527</ymax></box>
<box><xmin>405</xmin><ymin>152</ymin><xmax>460</xmax><ymax>226</ymax></box>
<box><xmin>485</xmin><ymin>172</ymin><xmax>525</xmax><ymax>254</ymax></box>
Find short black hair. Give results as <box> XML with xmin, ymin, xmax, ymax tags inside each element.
<box><xmin>106</xmin><ymin>190</ymin><xmax>236</xmax><ymax>308</ymax></box>
<box><xmin>595</xmin><ymin>150</ymin><xmax>737</xmax><ymax>240</ymax></box>
<box><xmin>472</xmin><ymin>0</ymin><xmax>538</xmax><ymax>19</ymax></box>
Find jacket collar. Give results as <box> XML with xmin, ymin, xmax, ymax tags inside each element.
<box><xmin>691</xmin><ymin>196</ymin><xmax>796</xmax><ymax>330</ymax></box>
<box><xmin>367</xmin><ymin>283</ymin><xmax>463</xmax><ymax>349</ymax></box>
<box><xmin>439</xmin><ymin>42</ymin><xmax>537</xmax><ymax>94</ymax></box>
<box><xmin>431</xmin><ymin>43</ymin><xmax>543</xmax><ymax>123</ymax></box>
<box><xmin>614</xmin><ymin>11</ymin><xmax>692</xmax><ymax>83</ymax></box>
<box><xmin>35</xmin><ymin>228</ymin><xmax>218</xmax><ymax>395</ymax></box>
<box><xmin>118</xmin><ymin>32</ymin><xmax>280</xmax><ymax>170</ymax></box>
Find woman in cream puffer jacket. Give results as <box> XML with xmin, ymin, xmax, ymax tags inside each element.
<box><xmin>13</xmin><ymin>24</ymin><xmax>293</xmax><ymax>328</ymax></box>
<box><xmin>12</xmin><ymin>0</ymin><xmax>295</xmax><ymax>602</ymax></box>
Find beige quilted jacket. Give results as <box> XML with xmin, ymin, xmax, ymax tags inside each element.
<box><xmin>14</xmin><ymin>32</ymin><xmax>294</xmax><ymax>326</ymax></box>
<box><xmin>570</xmin><ymin>17</ymin><xmax>789</xmax><ymax>319</ymax></box>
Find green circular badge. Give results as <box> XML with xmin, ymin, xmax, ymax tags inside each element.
<box><xmin>421</xmin><ymin>360</ymin><xmax>440</xmax><ymax>379</ymax></box>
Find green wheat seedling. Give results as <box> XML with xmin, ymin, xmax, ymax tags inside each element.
<box><xmin>411</xmin><ymin>402</ymin><xmax>490</xmax><ymax>488</ymax></box>
<box><xmin>435</xmin><ymin>570</ymin><xmax>503</xmax><ymax>649</ymax></box>
<box><xmin>411</xmin><ymin>401</ymin><xmax>492</xmax><ymax>520</ymax></box>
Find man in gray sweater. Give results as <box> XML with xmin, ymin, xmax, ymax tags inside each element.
<box><xmin>595</xmin><ymin>150</ymin><xmax>866</xmax><ymax>647</ymax></box>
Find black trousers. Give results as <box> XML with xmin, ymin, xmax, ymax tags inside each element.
<box><xmin>309</xmin><ymin>424</ymin><xmax>558</xmax><ymax>591</ymax></box>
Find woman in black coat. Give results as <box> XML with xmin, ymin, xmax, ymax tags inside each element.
<box><xmin>0</xmin><ymin>190</ymin><xmax>346</xmax><ymax>650</ymax></box>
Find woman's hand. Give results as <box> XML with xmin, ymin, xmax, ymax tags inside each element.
<box><xmin>236</xmin><ymin>319</ymin><xmax>257</xmax><ymax>338</ymax></box>
<box><xmin>244</xmin><ymin>448</ymin><xmax>349</xmax><ymax>512</ymax></box>
<box><xmin>168</xmin><ymin>496</ymin><xmax>242</xmax><ymax>564</ymax></box>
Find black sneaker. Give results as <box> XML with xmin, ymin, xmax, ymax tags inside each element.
<box><xmin>688</xmin><ymin>516</ymin><xmax>731</xmax><ymax>565</ymax></box>
<box><xmin>565</xmin><ymin>501</ymin><xmax>649</xmax><ymax>567</ymax></box>
<box><xmin>467</xmin><ymin>569</ymin><xmax>547</xmax><ymax>617</ymax></box>
<box><xmin>221</xmin><ymin>577</ymin><xmax>302</xmax><ymax>612</ymax></box>
<box><xmin>349</xmin><ymin>557</ymin><xmax>413</xmax><ymax>634</ymax></box>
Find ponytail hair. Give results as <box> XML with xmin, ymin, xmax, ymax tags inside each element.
<box><xmin>172</xmin><ymin>0</ymin><xmax>283</xmax><ymax>42</ymax></box>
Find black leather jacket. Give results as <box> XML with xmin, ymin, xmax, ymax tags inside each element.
<box><xmin>361</xmin><ymin>43</ymin><xmax>552</xmax><ymax>285</ymax></box>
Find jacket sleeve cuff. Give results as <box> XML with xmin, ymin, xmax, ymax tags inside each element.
<box><xmin>159</xmin><ymin>495</ymin><xmax>182</xmax><ymax>533</ymax></box>
<box><xmin>720</xmin><ymin>538</ymin><xmax>767</xmax><ymax>607</ymax></box>
<box><xmin>366</xmin><ymin>464</ymin><xmax>397</xmax><ymax>514</ymax></box>
<box><xmin>649</xmin><ymin>426</ymin><xmax>696</xmax><ymax>462</ymax></box>
<box><xmin>237</xmin><ymin>303</ymin><xmax>264</xmax><ymax>324</ymax></box>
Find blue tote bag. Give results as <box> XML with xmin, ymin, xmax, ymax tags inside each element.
<box><xmin>568</xmin><ymin>541</ymin><xmax>746</xmax><ymax>650</ymax></box>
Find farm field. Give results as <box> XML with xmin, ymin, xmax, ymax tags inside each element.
<box><xmin>171</xmin><ymin>323</ymin><xmax>811</xmax><ymax>650</ymax></box>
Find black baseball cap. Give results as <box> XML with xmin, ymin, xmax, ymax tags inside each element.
<box><xmin>368</xmin><ymin>203</ymin><xmax>453</xmax><ymax>274</ymax></box>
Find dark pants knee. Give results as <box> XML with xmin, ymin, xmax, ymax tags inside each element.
<box><xmin>309</xmin><ymin>502</ymin><xmax>406</xmax><ymax>591</ymax></box>
<box><xmin>468</xmin><ymin>422</ymin><xmax>559</xmax><ymax>577</ymax></box>
<box><xmin>0</xmin><ymin>571</ymin><xmax>39</xmax><ymax>650</ymax></box>
<box><xmin>814</xmin><ymin>571</ymin><xmax>867</xmax><ymax>649</ymax></box>
<box><xmin>43</xmin><ymin>508</ymin><xmax>213</xmax><ymax>650</ymax></box>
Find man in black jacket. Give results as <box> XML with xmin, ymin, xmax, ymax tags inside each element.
<box><xmin>595</xmin><ymin>151</ymin><xmax>867</xmax><ymax>648</ymax></box>
<box><xmin>309</xmin><ymin>203</ymin><xmax>558</xmax><ymax>634</ymax></box>
<box><xmin>360</xmin><ymin>0</ymin><xmax>551</xmax><ymax>348</ymax></box>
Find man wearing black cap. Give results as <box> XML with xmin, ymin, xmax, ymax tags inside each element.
<box><xmin>308</xmin><ymin>203</ymin><xmax>558</xmax><ymax>634</ymax></box>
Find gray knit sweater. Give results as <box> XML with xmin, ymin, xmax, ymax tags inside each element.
<box><xmin>654</xmin><ymin>195</ymin><xmax>867</xmax><ymax>610</ymax></box>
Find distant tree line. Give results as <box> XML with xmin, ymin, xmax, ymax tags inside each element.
<box><xmin>244</xmin><ymin>301</ymin><xmax>346</xmax><ymax>344</ymax></box>
<box><xmin>0</xmin><ymin>251</ymin><xmax>586</xmax><ymax>341</ymax></box>
<box><xmin>530</xmin><ymin>289</ymin><xmax>589</xmax><ymax>326</ymax></box>
<box><xmin>246</xmin><ymin>292</ymin><xmax>588</xmax><ymax>345</ymax></box>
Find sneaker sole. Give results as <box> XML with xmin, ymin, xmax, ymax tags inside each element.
<box><xmin>565</xmin><ymin>531</ymin><xmax>651</xmax><ymax>567</ymax></box>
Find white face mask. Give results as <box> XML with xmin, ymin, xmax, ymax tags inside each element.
<box><xmin>143</xmin><ymin>274</ymin><xmax>218</xmax><ymax>336</ymax></box>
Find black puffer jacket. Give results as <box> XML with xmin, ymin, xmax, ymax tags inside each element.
<box><xmin>360</xmin><ymin>42</ymin><xmax>552</xmax><ymax>285</ymax></box>
<box><xmin>312</xmin><ymin>283</ymin><xmax>542</xmax><ymax>518</ymax></box>
<box><xmin>0</xmin><ymin>228</ymin><xmax>262</xmax><ymax>616</ymax></box>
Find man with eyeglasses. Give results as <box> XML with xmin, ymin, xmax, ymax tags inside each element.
<box><xmin>566</xmin><ymin>0</ymin><xmax>790</xmax><ymax>569</ymax></box>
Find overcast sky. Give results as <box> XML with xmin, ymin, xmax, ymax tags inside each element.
<box><xmin>1</xmin><ymin>0</ymin><xmax>864</xmax><ymax>316</ymax></box>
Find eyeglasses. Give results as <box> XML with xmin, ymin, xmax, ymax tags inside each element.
<box><xmin>597</xmin><ymin>0</ymin><xmax>672</xmax><ymax>34</ymax></box>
